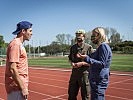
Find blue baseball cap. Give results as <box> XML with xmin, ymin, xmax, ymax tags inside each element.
<box><xmin>12</xmin><ymin>21</ymin><xmax>32</xmax><ymax>35</ymax></box>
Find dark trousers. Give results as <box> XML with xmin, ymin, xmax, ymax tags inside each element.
<box><xmin>68</xmin><ymin>68</ymin><xmax>90</xmax><ymax>100</ymax></box>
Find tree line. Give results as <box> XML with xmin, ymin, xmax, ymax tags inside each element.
<box><xmin>0</xmin><ymin>27</ymin><xmax>133</xmax><ymax>57</ymax></box>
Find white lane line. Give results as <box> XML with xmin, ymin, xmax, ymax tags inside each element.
<box><xmin>29</xmin><ymin>67</ymin><xmax>71</xmax><ymax>72</ymax></box>
<box><xmin>106</xmin><ymin>94</ymin><xmax>133</xmax><ymax>100</ymax></box>
<box><xmin>56</xmin><ymin>94</ymin><xmax>68</xmax><ymax>98</ymax></box>
<box><xmin>43</xmin><ymin>97</ymin><xmax>66</xmax><ymax>100</ymax></box>
<box><xmin>109</xmin><ymin>86</ymin><xmax>133</xmax><ymax>92</ymax></box>
<box><xmin>29</xmin><ymin>90</ymin><xmax>53</xmax><ymax>98</ymax></box>
<box><xmin>110</xmin><ymin>78</ymin><xmax>133</xmax><ymax>85</ymax></box>
<box><xmin>30</xmin><ymin>76</ymin><xmax>68</xmax><ymax>83</ymax></box>
<box><xmin>43</xmin><ymin>98</ymin><xmax>66</xmax><ymax>100</ymax></box>
<box><xmin>30</xmin><ymin>90</ymin><xmax>67</xmax><ymax>100</ymax></box>
<box><xmin>30</xmin><ymin>72</ymin><xmax>68</xmax><ymax>78</ymax></box>
<box><xmin>111</xmin><ymin>73</ymin><xmax>133</xmax><ymax>77</ymax></box>
<box><xmin>30</xmin><ymin>73</ymin><xmax>69</xmax><ymax>78</ymax></box>
<box><xmin>29</xmin><ymin>81</ymin><xmax>67</xmax><ymax>89</ymax></box>
<box><xmin>42</xmin><ymin>94</ymin><xmax>67</xmax><ymax>100</ymax></box>
<box><xmin>29</xmin><ymin>67</ymin><xmax>133</xmax><ymax>77</ymax></box>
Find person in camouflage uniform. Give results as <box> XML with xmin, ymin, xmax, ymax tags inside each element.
<box><xmin>68</xmin><ymin>29</ymin><xmax>93</xmax><ymax>100</ymax></box>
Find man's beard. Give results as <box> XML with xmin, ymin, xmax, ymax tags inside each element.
<box><xmin>77</xmin><ymin>38</ymin><xmax>83</xmax><ymax>43</ymax></box>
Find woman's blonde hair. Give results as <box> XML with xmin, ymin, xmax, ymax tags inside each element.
<box><xmin>92</xmin><ymin>27</ymin><xmax>109</xmax><ymax>43</ymax></box>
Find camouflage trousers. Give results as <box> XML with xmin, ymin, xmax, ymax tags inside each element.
<box><xmin>68</xmin><ymin>67</ymin><xmax>90</xmax><ymax>100</ymax></box>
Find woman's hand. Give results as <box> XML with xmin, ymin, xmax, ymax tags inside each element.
<box><xmin>76</xmin><ymin>53</ymin><xmax>87</xmax><ymax>59</ymax></box>
<box><xmin>71</xmin><ymin>61</ymin><xmax>90</xmax><ymax>69</ymax></box>
<box><xmin>75</xmin><ymin>62</ymin><xmax>90</xmax><ymax>68</ymax></box>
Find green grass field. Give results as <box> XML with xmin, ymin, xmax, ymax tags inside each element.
<box><xmin>28</xmin><ymin>54</ymin><xmax>133</xmax><ymax>72</ymax></box>
<box><xmin>111</xmin><ymin>54</ymin><xmax>133</xmax><ymax>72</ymax></box>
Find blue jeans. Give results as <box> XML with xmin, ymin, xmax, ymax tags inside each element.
<box><xmin>7</xmin><ymin>91</ymin><xmax>25</xmax><ymax>100</ymax></box>
<box><xmin>90</xmin><ymin>79</ymin><xmax>108</xmax><ymax>100</ymax></box>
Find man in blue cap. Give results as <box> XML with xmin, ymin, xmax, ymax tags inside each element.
<box><xmin>5</xmin><ymin>21</ymin><xmax>32</xmax><ymax>100</ymax></box>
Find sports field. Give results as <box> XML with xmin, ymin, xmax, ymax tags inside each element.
<box><xmin>28</xmin><ymin>54</ymin><xmax>133</xmax><ymax>72</ymax></box>
<box><xmin>0</xmin><ymin>67</ymin><xmax>133</xmax><ymax>100</ymax></box>
<box><xmin>0</xmin><ymin>54</ymin><xmax>133</xmax><ymax>100</ymax></box>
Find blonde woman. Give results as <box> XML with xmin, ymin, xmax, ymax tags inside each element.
<box><xmin>76</xmin><ymin>27</ymin><xmax>112</xmax><ymax>100</ymax></box>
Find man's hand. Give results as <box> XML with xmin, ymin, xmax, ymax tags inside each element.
<box><xmin>74</xmin><ymin>62</ymin><xmax>83</xmax><ymax>68</ymax></box>
<box><xmin>71</xmin><ymin>62</ymin><xmax>77</xmax><ymax>68</ymax></box>
<box><xmin>22</xmin><ymin>88</ymin><xmax>28</xmax><ymax>99</ymax></box>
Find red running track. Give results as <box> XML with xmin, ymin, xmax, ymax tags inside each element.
<box><xmin>0</xmin><ymin>66</ymin><xmax>133</xmax><ymax>100</ymax></box>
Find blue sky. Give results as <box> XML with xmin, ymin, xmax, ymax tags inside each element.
<box><xmin>0</xmin><ymin>0</ymin><xmax>133</xmax><ymax>46</ymax></box>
